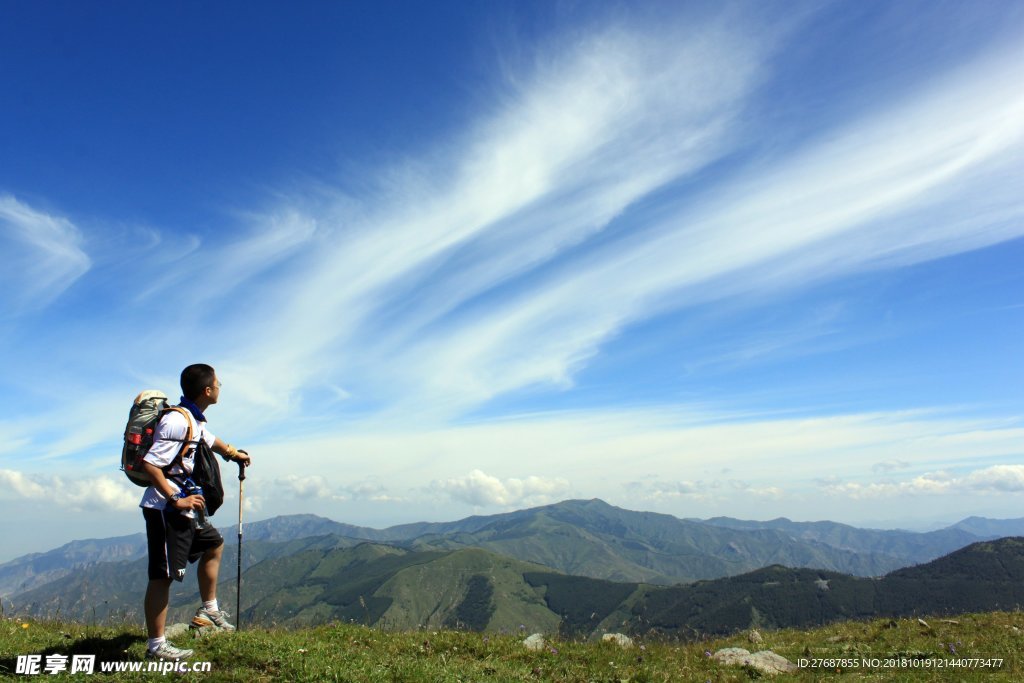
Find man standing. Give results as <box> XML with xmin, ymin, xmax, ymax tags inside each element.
<box><xmin>140</xmin><ymin>364</ymin><xmax>251</xmax><ymax>662</ymax></box>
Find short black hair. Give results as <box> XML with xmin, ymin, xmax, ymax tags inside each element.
<box><xmin>180</xmin><ymin>364</ymin><xmax>216</xmax><ymax>401</ymax></box>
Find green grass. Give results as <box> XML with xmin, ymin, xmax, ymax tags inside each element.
<box><xmin>1</xmin><ymin>611</ymin><xmax>1021</xmax><ymax>681</ymax></box>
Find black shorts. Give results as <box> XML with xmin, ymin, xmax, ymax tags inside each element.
<box><xmin>144</xmin><ymin>507</ymin><xmax>223</xmax><ymax>582</ymax></box>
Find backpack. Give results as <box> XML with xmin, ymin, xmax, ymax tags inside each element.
<box><xmin>121</xmin><ymin>390</ymin><xmax>194</xmax><ymax>488</ymax></box>
<box><xmin>191</xmin><ymin>439</ymin><xmax>225</xmax><ymax>516</ymax></box>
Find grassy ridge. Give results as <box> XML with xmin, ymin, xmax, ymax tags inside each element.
<box><xmin>2</xmin><ymin>611</ymin><xmax>1021</xmax><ymax>681</ymax></box>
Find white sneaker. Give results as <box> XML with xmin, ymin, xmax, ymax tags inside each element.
<box><xmin>192</xmin><ymin>606</ymin><xmax>235</xmax><ymax>632</ymax></box>
<box><xmin>146</xmin><ymin>641</ymin><xmax>194</xmax><ymax>661</ymax></box>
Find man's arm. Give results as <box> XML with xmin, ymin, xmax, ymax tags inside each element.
<box><xmin>213</xmin><ymin>438</ymin><xmax>251</xmax><ymax>466</ymax></box>
<box><xmin>142</xmin><ymin>461</ymin><xmax>205</xmax><ymax>512</ymax></box>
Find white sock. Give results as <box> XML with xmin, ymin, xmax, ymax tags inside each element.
<box><xmin>203</xmin><ymin>599</ymin><xmax>219</xmax><ymax>613</ymax></box>
<box><xmin>147</xmin><ymin>636</ymin><xmax>165</xmax><ymax>652</ymax></box>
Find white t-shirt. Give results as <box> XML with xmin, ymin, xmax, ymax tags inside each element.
<box><xmin>139</xmin><ymin>407</ymin><xmax>217</xmax><ymax>510</ymax></box>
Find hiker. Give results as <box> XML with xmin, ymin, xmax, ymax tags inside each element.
<box><xmin>140</xmin><ymin>364</ymin><xmax>252</xmax><ymax>662</ymax></box>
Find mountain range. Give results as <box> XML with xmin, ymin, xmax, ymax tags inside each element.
<box><xmin>4</xmin><ymin>499</ymin><xmax>1023</xmax><ymax>600</ymax></box>
<box><xmin>6</xmin><ymin>499</ymin><xmax>1024</xmax><ymax>639</ymax></box>
<box><xmin>11</xmin><ymin>531</ymin><xmax>1024</xmax><ymax>640</ymax></box>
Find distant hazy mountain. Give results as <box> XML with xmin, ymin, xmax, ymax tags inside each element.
<box><xmin>3</xmin><ymin>499</ymin><xmax>1019</xmax><ymax>601</ymax></box>
<box><xmin>0</xmin><ymin>533</ymin><xmax>146</xmax><ymax>598</ymax></box>
<box><xmin>0</xmin><ymin>514</ymin><xmax>389</xmax><ymax>599</ymax></box>
<box><xmin>406</xmin><ymin>499</ymin><xmax>903</xmax><ymax>582</ymax></box>
<box><xmin>948</xmin><ymin>516</ymin><xmax>1024</xmax><ymax>538</ymax></box>
<box><xmin>697</xmin><ymin>515</ymin><xmax>986</xmax><ymax>566</ymax></box>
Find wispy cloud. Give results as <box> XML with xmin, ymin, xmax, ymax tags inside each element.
<box><xmin>122</xmin><ymin>15</ymin><xmax>785</xmax><ymax>418</ymax></box>
<box><xmin>12</xmin><ymin>14</ymin><xmax>1020</xmax><ymax>428</ymax></box>
<box><xmin>389</xmin><ymin>42</ymin><xmax>1024</xmax><ymax>415</ymax></box>
<box><xmin>135</xmin><ymin>208</ymin><xmax>319</xmax><ymax>305</ymax></box>
<box><xmin>0</xmin><ymin>195</ymin><xmax>91</xmax><ymax>315</ymax></box>
<box><xmin>186</xmin><ymin>30</ymin><xmax>1024</xmax><ymax>422</ymax></box>
<box><xmin>0</xmin><ymin>421</ymin><xmax>32</xmax><ymax>457</ymax></box>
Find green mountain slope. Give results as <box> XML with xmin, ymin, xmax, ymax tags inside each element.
<box><xmin>7</xmin><ymin>535</ymin><xmax>361</xmax><ymax>625</ymax></box>
<box><xmin>614</xmin><ymin>537</ymin><xmax>1024</xmax><ymax>637</ymax></box>
<box><xmin>238</xmin><ymin>544</ymin><xmax>566</xmax><ymax>633</ymax></box>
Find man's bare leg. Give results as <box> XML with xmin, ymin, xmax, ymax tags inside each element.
<box><xmin>144</xmin><ymin>578</ymin><xmax>172</xmax><ymax>638</ymax></box>
<box><xmin>198</xmin><ymin>542</ymin><xmax>223</xmax><ymax>603</ymax></box>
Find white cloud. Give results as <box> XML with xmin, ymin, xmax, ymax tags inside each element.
<box><xmin>0</xmin><ymin>195</ymin><xmax>91</xmax><ymax>313</ymax></box>
<box><xmin>963</xmin><ymin>465</ymin><xmax>1024</xmax><ymax>493</ymax></box>
<box><xmin>821</xmin><ymin>465</ymin><xmax>1024</xmax><ymax>499</ymax></box>
<box><xmin>625</xmin><ymin>479</ymin><xmax>710</xmax><ymax>501</ymax></box>
<box><xmin>64</xmin><ymin>477</ymin><xmax>140</xmax><ymax>510</ymax></box>
<box><xmin>277</xmin><ymin>475</ymin><xmax>335</xmax><ymax>500</ymax></box>
<box><xmin>0</xmin><ymin>469</ymin><xmax>46</xmax><ymax>499</ymax></box>
<box><xmin>272</xmin><ymin>475</ymin><xmax>400</xmax><ymax>503</ymax></box>
<box><xmin>752</xmin><ymin>486</ymin><xmax>785</xmax><ymax>500</ymax></box>
<box><xmin>728</xmin><ymin>481</ymin><xmax>786</xmax><ymax>499</ymax></box>
<box><xmin>245</xmin><ymin>407</ymin><xmax>1023</xmax><ymax>502</ymax></box>
<box><xmin>2</xmin><ymin>404</ymin><xmax>1018</xmax><ymax>536</ymax></box>
<box><xmin>341</xmin><ymin>481</ymin><xmax>401</xmax><ymax>503</ymax></box>
<box><xmin>435</xmin><ymin>469</ymin><xmax>570</xmax><ymax>508</ymax></box>
<box><xmin>627</xmin><ymin>478</ymin><xmax>785</xmax><ymax>502</ymax></box>
<box><xmin>0</xmin><ymin>469</ymin><xmax>137</xmax><ymax>511</ymax></box>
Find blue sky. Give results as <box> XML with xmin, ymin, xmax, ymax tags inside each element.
<box><xmin>1</xmin><ymin>1</ymin><xmax>1022</xmax><ymax>562</ymax></box>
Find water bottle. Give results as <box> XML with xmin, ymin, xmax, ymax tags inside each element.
<box><xmin>183</xmin><ymin>478</ymin><xmax>209</xmax><ymax>530</ymax></box>
<box><xmin>194</xmin><ymin>501</ymin><xmax>209</xmax><ymax>530</ymax></box>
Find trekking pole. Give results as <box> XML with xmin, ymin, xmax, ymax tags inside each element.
<box><xmin>236</xmin><ymin>454</ymin><xmax>247</xmax><ymax>631</ymax></box>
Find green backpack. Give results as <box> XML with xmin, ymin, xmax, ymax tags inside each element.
<box><xmin>121</xmin><ymin>390</ymin><xmax>194</xmax><ymax>487</ymax></box>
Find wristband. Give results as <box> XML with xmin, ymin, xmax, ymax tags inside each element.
<box><xmin>221</xmin><ymin>444</ymin><xmax>238</xmax><ymax>462</ymax></box>
<box><xmin>169</xmin><ymin>491</ymin><xmax>185</xmax><ymax>502</ymax></box>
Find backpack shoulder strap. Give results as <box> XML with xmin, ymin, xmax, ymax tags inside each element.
<box><xmin>161</xmin><ymin>406</ymin><xmax>196</xmax><ymax>475</ymax></box>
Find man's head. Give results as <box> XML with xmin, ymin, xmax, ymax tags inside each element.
<box><xmin>180</xmin><ymin>364</ymin><xmax>221</xmax><ymax>406</ymax></box>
